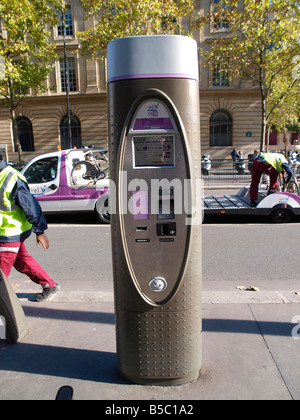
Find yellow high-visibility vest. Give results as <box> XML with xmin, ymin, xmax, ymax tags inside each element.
<box><xmin>260</xmin><ymin>153</ymin><xmax>288</xmax><ymax>173</ymax></box>
<box><xmin>0</xmin><ymin>166</ymin><xmax>32</xmax><ymax>240</ymax></box>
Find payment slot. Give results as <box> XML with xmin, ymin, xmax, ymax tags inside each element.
<box><xmin>108</xmin><ymin>35</ymin><xmax>202</xmax><ymax>386</ymax></box>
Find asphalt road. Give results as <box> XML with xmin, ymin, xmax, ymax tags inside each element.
<box><xmin>8</xmin><ymin>210</ymin><xmax>300</xmax><ymax>296</ymax></box>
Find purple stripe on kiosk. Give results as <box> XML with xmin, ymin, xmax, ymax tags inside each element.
<box><xmin>108</xmin><ymin>73</ymin><xmax>196</xmax><ymax>83</ymax></box>
<box><xmin>133</xmin><ymin>118</ymin><xmax>173</xmax><ymax>130</ymax></box>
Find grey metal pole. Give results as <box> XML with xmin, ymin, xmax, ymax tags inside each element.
<box><xmin>61</xmin><ymin>1</ymin><xmax>72</xmax><ymax>149</ymax></box>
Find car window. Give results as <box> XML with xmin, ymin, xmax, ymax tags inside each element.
<box><xmin>23</xmin><ymin>157</ymin><xmax>58</xmax><ymax>184</ymax></box>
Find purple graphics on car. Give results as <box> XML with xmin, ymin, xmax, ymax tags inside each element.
<box><xmin>21</xmin><ymin>149</ymin><xmax>110</xmax><ymax>223</ymax></box>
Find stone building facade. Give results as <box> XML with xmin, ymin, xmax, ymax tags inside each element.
<box><xmin>0</xmin><ymin>0</ymin><xmax>108</xmax><ymax>162</ymax></box>
<box><xmin>1</xmin><ymin>0</ymin><xmax>289</xmax><ymax>163</ymax></box>
<box><xmin>196</xmin><ymin>0</ymin><xmax>262</xmax><ymax>158</ymax></box>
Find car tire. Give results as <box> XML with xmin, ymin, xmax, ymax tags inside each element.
<box><xmin>95</xmin><ymin>196</ymin><xmax>110</xmax><ymax>224</ymax></box>
<box><xmin>270</xmin><ymin>208</ymin><xmax>291</xmax><ymax>224</ymax></box>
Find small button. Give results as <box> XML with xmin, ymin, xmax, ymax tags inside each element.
<box><xmin>149</xmin><ymin>277</ymin><xmax>167</xmax><ymax>292</ymax></box>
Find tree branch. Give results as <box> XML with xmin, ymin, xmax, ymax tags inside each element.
<box><xmin>266</xmin><ymin>79</ymin><xmax>298</xmax><ymax>121</ymax></box>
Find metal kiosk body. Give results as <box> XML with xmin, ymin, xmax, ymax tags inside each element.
<box><xmin>0</xmin><ymin>269</ymin><xmax>28</xmax><ymax>344</ymax></box>
<box><xmin>108</xmin><ymin>35</ymin><xmax>202</xmax><ymax>386</ymax></box>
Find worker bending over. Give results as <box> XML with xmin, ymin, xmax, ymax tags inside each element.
<box><xmin>250</xmin><ymin>152</ymin><xmax>293</xmax><ymax>207</ymax></box>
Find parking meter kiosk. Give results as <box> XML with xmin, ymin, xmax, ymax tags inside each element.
<box><xmin>108</xmin><ymin>35</ymin><xmax>202</xmax><ymax>386</ymax></box>
<box><xmin>0</xmin><ymin>269</ymin><xmax>28</xmax><ymax>343</ymax></box>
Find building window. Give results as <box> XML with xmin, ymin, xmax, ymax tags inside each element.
<box><xmin>60</xmin><ymin>58</ymin><xmax>77</xmax><ymax>92</ymax></box>
<box><xmin>211</xmin><ymin>0</ymin><xmax>230</xmax><ymax>32</ymax></box>
<box><xmin>16</xmin><ymin>116</ymin><xmax>34</xmax><ymax>151</ymax></box>
<box><xmin>212</xmin><ymin>65</ymin><xmax>230</xmax><ymax>87</ymax></box>
<box><xmin>60</xmin><ymin>114</ymin><xmax>82</xmax><ymax>150</ymax></box>
<box><xmin>210</xmin><ymin>110</ymin><xmax>232</xmax><ymax>147</ymax></box>
<box><xmin>57</xmin><ymin>5</ymin><xmax>73</xmax><ymax>37</ymax></box>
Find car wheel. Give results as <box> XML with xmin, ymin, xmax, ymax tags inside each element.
<box><xmin>95</xmin><ymin>196</ymin><xmax>110</xmax><ymax>224</ymax></box>
<box><xmin>270</xmin><ymin>208</ymin><xmax>291</xmax><ymax>223</ymax></box>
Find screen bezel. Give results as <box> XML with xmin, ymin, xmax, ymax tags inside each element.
<box><xmin>132</xmin><ymin>135</ymin><xmax>175</xmax><ymax>169</ymax></box>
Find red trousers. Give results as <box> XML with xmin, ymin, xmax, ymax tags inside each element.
<box><xmin>250</xmin><ymin>159</ymin><xmax>279</xmax><ymax>201</ymax></box>
<box><xmin>0</xmin><ymin>241</ymin><xmax>55</xmax><ymax>288</ymax></box>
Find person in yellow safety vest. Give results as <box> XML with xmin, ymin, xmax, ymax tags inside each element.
<box><xmin>0</xmin><ymin>156</ymin><xmax>60</xmax><ymax>302</ymax></box>
<box><xmin>249</xmin><ymin>152</ymin><xmax>293</xmax><ymax>207</ymax></box>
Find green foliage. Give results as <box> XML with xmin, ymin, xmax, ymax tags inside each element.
<box><xmin>78</xmin><ymin>0</ymin><xmax>196</xmax><ymax>59</ymax></box>
<box><xmin>0</xmin><ymin>0</ymin><xmax>62</xmax><ymax>161</ymax></box>
<box><xmin>200</xmin><ymin>0</ymin><xmax>300</xmax><ymax>150</ymax></box>
<box><xmin>0</xmin><ymin>0</ymin><xmax>61</xmax><ymax>102</ymax></box>
<box><xmin>267</xmin><ymin>69</ymin><xmax>300</xmax><ymax>133</ymax></box>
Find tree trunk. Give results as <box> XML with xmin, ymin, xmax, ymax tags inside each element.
<box><xmin>10</xmin><ymin>108</ymin><xmax>23</xmax><ymax>163</ymax></box>
<box><xmin>266</xmin><ymin>126</ymin><xmax>270</xmax><ymax>152</ymax></box>
<box><xmin>260</xmin><ymin>87</ymin><xmax>267</xmax><ymax>152</ymax></box>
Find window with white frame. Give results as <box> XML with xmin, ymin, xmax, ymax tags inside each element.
<box><xmin>211</xmin><ymin>0</ymin><xmax>230</xmax><ymax>32</ymax></box>
<box><xmin>57</xmin><ymin>5</ymin><xmax>73</xmax><ymax>37</ymax></box>
<box><xmin>59</xmin><ymin>58</ymin><xmax>77</xmax><ymax>92</ymax></box>
<box><xmin>212</xmin><ymin>65</ymin><xmax>230</xmax><ymax>87</ymax></box>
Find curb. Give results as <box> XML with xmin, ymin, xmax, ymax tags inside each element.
<box><xmin>16</xmin><ymin>290</ymin><xmax>300</xmax><ymax>305</ymax></box>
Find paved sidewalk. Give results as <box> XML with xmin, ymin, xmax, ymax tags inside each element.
<box><xmin>0</xmin><ymin>289</ymin><xmax>299</xmax><ymax>400</ymax></box>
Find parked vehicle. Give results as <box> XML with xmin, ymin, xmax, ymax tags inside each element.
<box><xmin>203</xmin><ymin>184</ymin><xmax>300</xmax><ymax>223</ymax></box>
<box><xmin>288</xmin><ymin>150</ymin><xmax>300</xmax><ymax>165</ymax></box>
<box><xmin>201</xmin><ymin>154</ymin><xmax>211</xmax><ymax>175</ymax></box>
<box><xmin>234</xmin><ymin>156</ymin><xmax>245</xmax><ymax>174</ymax></box>
<box><xmin>247</xmin><ymin>153</ymin><xmax>259</xmax><ymax>172</ymax></box>
<box><xmin>21</xmin><ymin>148</ymin><xmax>110</xmax><ymax>223</ymax></box>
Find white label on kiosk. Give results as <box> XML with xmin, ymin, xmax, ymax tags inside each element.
<box><xmin>132</xmin><ymin>100</ymin><xmax>174</xmax><ymax>131</ymax></box>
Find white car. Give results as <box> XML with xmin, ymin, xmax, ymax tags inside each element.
<box><xmin>21</xmin><ymin>148</ymin><xmax>110</xmax><ymax>223</ymax></box>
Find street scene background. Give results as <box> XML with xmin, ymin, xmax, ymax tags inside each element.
<box><xmin>8</xmin><ymin>188</ymin><xmax>300</xmax><ymax>297</ymax></box>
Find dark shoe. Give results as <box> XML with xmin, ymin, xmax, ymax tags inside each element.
<box><xmin>35</xmin><ymin>284</ymin><xmax>60</xmax><ymax>302</ymax></box>
<box><xmin>250</xmin><ymin>200</ymin><xmax>257</xmax><ymax>207</ymax></box>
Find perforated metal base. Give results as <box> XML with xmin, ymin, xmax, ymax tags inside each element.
<box><xmin>116</xmin><ymin>306</ymin><xmax>202</xmax><ymax>386</ymax></box>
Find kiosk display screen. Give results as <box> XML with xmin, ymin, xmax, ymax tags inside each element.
<box><xmin>133</xmin><ymin>135</ymin><xmax>175</xmax><ymax>168</ymax></box>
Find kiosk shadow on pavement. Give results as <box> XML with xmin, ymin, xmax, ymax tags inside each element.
<box><xmin>0</xmin><ymin>342</ymin><xmax>124</xmax><ymax>384</ymax></box>
<box><xmin>0</xmin><ymin>305</ymin><xmax>295</xmax><ymax>386</ymax></box>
